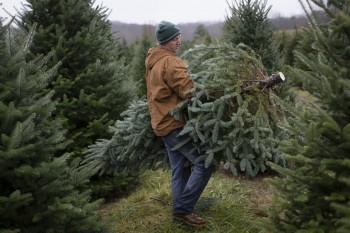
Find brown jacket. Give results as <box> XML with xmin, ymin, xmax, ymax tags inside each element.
<box><xmin>145</xmin><ymin>47</ymin><xmax>193</xmax><ymax>136</ymax></box>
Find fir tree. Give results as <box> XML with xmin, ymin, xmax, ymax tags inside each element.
<box><xmin>174</xmin><ymin>44</ymin><xmax>287</xmax><ymax>177</ymax></box>
<box><xmin>275</xmin><ymin>29</ymin><xmax>301</xmax><ymax>67</ymax></box>
<box><xmin>177</xmin><ymin>25</ymin><xmax>214</xmax><ymax>56</ymax></box>
<box><xmin>262</xmin><ymin>0</ymin><xmax>350</xmax><ymax>232</ymax></box>
<box><xmin>18</xmin><ymin>0</ymin><xmax>136</xmax><ymax>154</ymax></box>
<box><xmin>17</xmin><ymin>0</ymin><xmax>136</xmax><ymax>200</ymax></box>
<box><xmin>117</xmin><ymin>38</ymin><xmax>133</xmax><ymax>61</ymax></box>
<box><xmin>178</xmin><ymin>40</ymin><xmax>195</xmax><ymax>56</ymax></box>
<box><xmin>83</xmin><ymin>1</ymin><xmax>288</xmax><ymax>178</ymax></box>
<box><xmin>129</xmin><ymin>27</ymin><xmax>154</xmax><ymax>97</ymax></box>
<box><xmin>0</xmin><ymin>22</ymin><xmax>107</xmax><ymax>233</ymax></box>
<box><xmin>223</xmin><ymin>0</ymin><xmax>282</xmax><ymax>72</ymax></box>
<box><xmin>83</xmin><ymin>98</ymin><xmax>167</xmax><ymax>175</ymax></box>
<box><xmin>84</xmin><ymin>44</ymin><xmax>287</xmax><ymax>177</ymax></box>
<box><xmin>193</xmin><ymin>24</ymin><xmax>213</xmax><ymax>45</ymax></box>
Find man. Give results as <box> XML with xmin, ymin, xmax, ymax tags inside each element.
<box><xmin>145</xmin><ymin>20</ymin><xmax>214</xmax><ymax>227</ymax></box>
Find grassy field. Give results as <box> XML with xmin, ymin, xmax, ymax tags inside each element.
<box><xmin>99</xmin><ymin>169</ymin><xmax>272</xmax><ymax>233</ymax></box>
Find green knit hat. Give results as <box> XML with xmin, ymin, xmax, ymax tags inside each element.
<box><xmin>155</xmin><ymin>21</ymin><xmax>181</xmax><ymax>45</ymax></box>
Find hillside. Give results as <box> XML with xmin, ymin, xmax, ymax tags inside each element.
<box><xmin>111</xmin><ymin>21</ymin><xmax>223</xmax><ymax>43</ymax></box>
<box><xmin>110</xmin><ymin>12</ymin><xmax>326</xmax><ymax>44</ymax></box>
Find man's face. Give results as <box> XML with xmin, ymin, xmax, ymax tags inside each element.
<box><xmin>164</xmin><ymin>35</ymin><xmax>181</xmax><ymax>52</ymax></box>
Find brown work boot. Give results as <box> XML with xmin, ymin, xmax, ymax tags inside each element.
<box><xmin>173</xmin><ymin>212</ymin><xmax>206</xmax><ymax>227</ymax></box>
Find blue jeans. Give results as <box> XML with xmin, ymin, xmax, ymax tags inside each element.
<box><xmin>161</xmin><ymin>128</ymin><xmax>214</xmax><ymax>215</ymax></box>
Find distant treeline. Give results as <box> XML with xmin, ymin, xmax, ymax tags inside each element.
<box><xmin>111</xmin><ymin>11</ymin><xmax>329</xmax><ymax>44</ymax></box>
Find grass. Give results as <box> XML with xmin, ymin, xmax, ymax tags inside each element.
<box><xmin>98</xmin><ymin>169</ymin><xmax>272</xmax><ymax>233</ymax></box>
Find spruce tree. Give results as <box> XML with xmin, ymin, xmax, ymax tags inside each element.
<box><xmin>18</xmin><ymin>0</ymin><xmax>136</xmax><ymax>154</ymax></box>
<box><xmin>262</xmin><ymin>0</ymin><xmax>350</xmax><ymax>232</ymax></box>
<box><xmin>0</xmin><ymin>22</ymin><xmax>107</xmax><ymax>233</ymax></box>
<box><xmin>223</xmin><ymin>0</ymin><xmax>282</xmax><ymax>72</ymax></box>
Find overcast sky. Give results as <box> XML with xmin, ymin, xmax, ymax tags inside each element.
<box><xmin>1</xmin><ymin>0</ymin><xmax>317</xmax><ymax>25</ymax></box>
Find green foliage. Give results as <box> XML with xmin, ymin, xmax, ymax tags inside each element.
<box><xmin>88</xmin><ymin>172</ymin><xmax>136</xmax><ymax>200</ymax></box>
<box><xmin>0</xmin><ymin>23</ymin><xmax>107</xmax><ymax>233</ymax></box>
<box><xmin>177</xmin><ymin>24</ymin><xmax>216</xmax><ymax>56</ymax></box>
<box><xmin>84</xmin><ymin>44</ymin><xmax>288</xmax><ymax>177</ymax></box>
<box><xmin>178</xmin><ymin>40</ymin><xmax>195</xmax><ymax>56</ymax></box>
<box><xmin>175</xmin><ymin>44</ymin><xmax>287</xmax><ymax>177</ymax></box>
<box><xmin>117</xmin><ymin>38</ymin><xmax>133</xmax><ymax>61</ymax></box>
<box><xmin>262</xmin><ymin>0</ymin><xmax>350</xmax><ymax>232</ymax></box>
<box><xmin>83</xmin><ymin>98</ymin><xmax>168</xmax><ymax>175</ymax></box>
<box><xmin>129</xmin><ymin>28</ymin><xmax>154</xmax><ymax>97</ymax></box>
<box><xmin>275</xmin><ymin>29</ymin><xmax>302</xmax><ymax>67</ymax></box>
<box><xmin>193</xmin><ymin>24</ymin><xmax>213</xmax><ymax>45</ymax></box>
<box><xmin>83</xmin><ymin>0</ymin><xmax>289</xmax><ymax>178</ymax></box>
<box><xmin>18</xmin><ymin>0</ymin><xmax>138</xmax><ymax>200</ymax></box>
<box><xmin>18</xmin><ymin>0</ymin><xmax>137</xmax><ymax>154</ymax></box>
<box><xmin>223</xmin><ymin>0</ymin><xmax>282</xmax><ymax>72</ymax></box>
